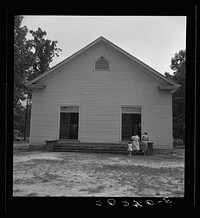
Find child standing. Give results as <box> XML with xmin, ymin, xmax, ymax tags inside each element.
<box><xmin>127</xmin><ymin>142</ymin><xmax>133</xmax><ymax>156</ymax></box>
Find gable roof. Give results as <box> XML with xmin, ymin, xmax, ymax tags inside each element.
<box><xmin>25</xmin><ymin>36</ymin><xmax>180</xmax><ymax>92</ymax></box>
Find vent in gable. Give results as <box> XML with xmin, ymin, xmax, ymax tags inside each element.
<box><xmin>95</xmin><ymin>56</ymin><xmax>109</xmax><ymax>70</ymax></box>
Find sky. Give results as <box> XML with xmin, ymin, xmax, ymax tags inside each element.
<box><xmin>22</xmin><ymin>16</ymin><xmax>186</xmax><ymax>75</ymax></box>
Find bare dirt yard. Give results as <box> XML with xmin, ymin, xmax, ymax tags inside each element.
<box><xmin>13</xmin><ymin>145</ymin><xmax>184</xmax><ymax>197</ymax></box>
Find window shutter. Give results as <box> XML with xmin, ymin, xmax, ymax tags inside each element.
<box><xmin>95</xmin><ymin>57</ymin><xmax>109</xmax><ymax>70</ymax></box>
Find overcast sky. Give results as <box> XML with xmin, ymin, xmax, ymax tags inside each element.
<box><xmin>22</xmin><ymin>16</ymin><xmax>186</xmax><ymax>75</ymax></box>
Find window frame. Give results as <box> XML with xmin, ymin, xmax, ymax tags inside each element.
<box><xmin>94</xmin><ymin>56</ymin><xmax>110</xmax><ymax>71</ymax></box>
<box><xmin>58</xmin><ymin>105</ymin><xmax>80</xmax><ymax>140</ymax></box>
<box><xmin>120</xmin><ymin>105</ymin><xmax>143</xmax><ymax>141</ymax></box>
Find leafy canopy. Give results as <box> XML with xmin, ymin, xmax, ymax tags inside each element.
<box><xmin>14</xmin><ymin>15</ymin><xmax>62</xmax><ymax>133</ymax></box>
<box><xmin>165</xmin><ymin>50</ymin><xmax>186</xmax><ymax>141</ymax></box>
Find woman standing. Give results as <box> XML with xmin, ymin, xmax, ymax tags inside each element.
<box><xmin>131</xmin><ymin>132</ymin><xmax>140</xmax><ymax>155</ymax></box>
<box><xmin>141</xmin><ymin>132</ymin><xmax>149</xmax><ymax>155</ymax></box>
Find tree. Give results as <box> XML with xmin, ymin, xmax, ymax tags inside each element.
<box><xmin>23</xmin><ymin>27</ymin><xmax>62</xmax><ymax>140</ymax></box>
<box><xmin>14</xmin><ymin>15</ymin><xmax>34</xmax><ymax>132</ymax></box>
<box><xmin>14</xmin><ymin>103</ymin><xmax>26</xmax><ymax>134</ymax></box>
<box><xmin>165</xmin><ymin>50</ymin><xmax>186</xmax><ymax>144</ymax></box>
<box><xmin>14</xmin><ymin>15</ymin><xmax>32</xmax><ymax>107</ymax></box>
<box><xmin>28</xmin><ymin>28</ymin><xmax>62</xmax><ymax>80</ymax></box>
<box><xmin>14</xmin><ymin>16</ymin><xmax>62</xmax><ymax>140</ymax></box>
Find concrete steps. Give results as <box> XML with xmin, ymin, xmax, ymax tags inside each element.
<box><xmin>51</xmin><ymin>141</ymin><xmax>145</xmax><ymax>155</ymax></box>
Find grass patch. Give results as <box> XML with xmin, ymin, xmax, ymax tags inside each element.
<box><xmin>100</xmin><ymin>164</ymin><xmax>175</xmax><ymax>176</ymax></box>
<box><xmin>26</xmin><ymin>192</ymin><xmax>38</xmax><ymax>196</ymax></box>
<box><xmin>80</xmin><ymin>185</ymin><xmax>105</xmax><ymax>194</ymax></box>
<box><xmin>88</xmin><ymin>185</ymin><xmax>105</xmax><ymax>193</ymax></box>
<box><xmin>13</xmin><ymin>179</ymin><xmax>21</xmax><ymax>184</ymax></box>
<box><xmin>13</xmin><ymin>189</ymin><xmax>21</xmax><ymax>193</ymax></box>
<box><xmin>33</xmin><ymin>171</ymin><xmax>60</xmax><ymax>182</ymax></box>
<box><xmin>13</xmin><ymin>139</ymin><xmax>29</xmax><ymax>144</ymax></box>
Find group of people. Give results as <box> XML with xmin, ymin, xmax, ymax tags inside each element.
<box><xmin>127</xmin><ymin>132</ymin><xmax>149</xmax><ymax>156</ymax></box>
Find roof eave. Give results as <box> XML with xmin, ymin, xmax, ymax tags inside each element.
<box><xmin>157</xmin><ymin>85</ymin><xmax>181</xmax><ymax>93</ymax></box>
<box><xmin>25</xmin><ymin>84</ymin><xmax>46</xmax><ymax>89</ymax></box>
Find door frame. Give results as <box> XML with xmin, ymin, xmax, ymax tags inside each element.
<box><xmin>119</xmin><ymin>105</ymin><xmax>143</xmax><ymax>141</ymax></box>
<box><xmin>57</xmin><ymin>104</ymin><xmax>81</xmax><ymax>140</ymax></box>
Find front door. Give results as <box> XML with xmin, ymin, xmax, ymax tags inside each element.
<box><xmin>69</xmin><ymin>113</ymin><xmax>79</xmax><ymax>139</ymax></box>
<box><xmin>59</xmin><ymin>113</ymin><xmax>70</xmax><ymax>139</ymax></box>
<box><xmin>59</xmin><ymin>106</ymin><xmax>79</xmax><ymax>139</ymax></box>
<box><xmin>122</xmin><ymin>114</ymin><xmax>132</xmax><ymax>141</ymax></box>
<box><xmin>122</xmin><ymin>113</ymin><xmax>141</xmax><ymax>141</ymax></box>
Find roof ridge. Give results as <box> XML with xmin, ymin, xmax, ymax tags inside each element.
<box><xmin>26</xmin><ymin>36</ymin><xmax>106</xmax><ymax>85</ymax></box>
<box><xmin>25</xmin><ymin>36</ymin><xmax>180</xmax><ymax>87</ymax></box>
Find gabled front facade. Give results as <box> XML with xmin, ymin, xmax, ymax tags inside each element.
<box><xmin>26</xmin><ymin>36</ymin><xmax>180</xmax><ymax>149</ymax></box>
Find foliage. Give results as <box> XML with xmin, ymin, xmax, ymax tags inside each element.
<box><xmin>14</xmin><ymin>16</ymin><xmax>62</xmax><ymax>138</ymax></box>
<box><xmin>165</xmin><ymin>50</ymin><xmax>186</xmax><ymax>142</ymax></box>
<box><xmin>14</xmin><ymin>102</ymin><xmax>25</xmax><ymax>134</ymax></box>
<box><xmin>14</xmin><ymin>15</ymin><xmax>34</xmax><ymax>132</ymax></box>
<box><xmin>28</xmin><ymin>28</ymin><xmax>62</xmax><ymax>80</ymax></box>
<box><xmin>14</xmin><ymin>101</ymin><xmax>31</xmax><ymax>137</ymax></box>
<box><xmin>14</xmin><ymin>15</ymin><xmax>34</xmax><ymax>109</ymax></box>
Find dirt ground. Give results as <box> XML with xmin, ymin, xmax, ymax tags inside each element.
<box><xmin>13</xmin><ymin>146</ymin><xmax>184</xmax><ymax>197</ymax></box>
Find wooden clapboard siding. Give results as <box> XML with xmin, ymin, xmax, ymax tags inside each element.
<box><xmin>29</xmin><ymin>43</ymin><xmax>172</xmax><ymax>149</ymax></box>
<box><xmin>142</xmin><ymin>105</ymin><xmax>172</xmax><ymax>149</ymax></box>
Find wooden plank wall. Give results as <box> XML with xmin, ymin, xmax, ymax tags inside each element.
<box><xmin>29</xmin><ymin>44</ymin><xmax>172</xmax><ymax>149</ymax></box>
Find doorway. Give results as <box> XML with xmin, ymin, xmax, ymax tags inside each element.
<box><xmin>59</xmin><ymin>106</ymin><xmax>79</xmax><ymax>140</ymax></box>
<box><xmin>121</xmin><ymin>107</ymin><xmax>141</xmax><ymax>141</ymax></box>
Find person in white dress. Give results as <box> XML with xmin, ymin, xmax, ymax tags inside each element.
<box><xmin>141</xmin><ymin>132</ymin><xmax>149</xmax><ymax>155</ymax></box>
<box><xmin>127</xmin><ymin>142</ymin><xmax>133</xmax><ymax>156</ymax></box>
<box><xmin>131</xmin><ymin>132</ymin><xmax>140</xmax><ymax>155</ymax></box>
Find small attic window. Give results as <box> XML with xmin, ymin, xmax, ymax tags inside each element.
<box><xmin>95</xmin><ymin>56</ymin><xmax>109</xmax><ymax>70</ymax></box>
